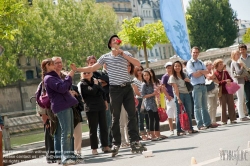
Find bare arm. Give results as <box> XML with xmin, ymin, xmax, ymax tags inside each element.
<box><xmin>71</xmin><ymin>63</ymin><xmax>102</xmax><ymax>72</ymax></box>
<box><xmin>118</xmin><ymin>50</ymin><xmax>140</xmax><ymax>67</ymax></box>
<box><xmin>171</xmin><ymin>83</ymin><xmax>182</xmax><ymax>104</ymax></box>
<box><xmin>132</xmin><ymin>84</ymin><xmax>141</xmax><ymax>97</ymax></box>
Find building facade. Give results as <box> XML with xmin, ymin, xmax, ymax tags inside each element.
<box><xmin>97</xmin><ymin>0</ymin><xmax>175</xmax><ymax>62</ymax></box>
<box><xmin>235</xmin><ymin>19</ymin><xmax>250</xmax><ymax>44</ymax></box>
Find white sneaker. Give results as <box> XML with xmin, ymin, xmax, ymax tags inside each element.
<box><xmin>63</xmin><ymin>159</ymin><xmax>76</xmax><ymax>166</ymax></box>
<box><xmin>170</xmin><ymin>130</ymin><xmax>174</xmax><ymax>135</ymax></box>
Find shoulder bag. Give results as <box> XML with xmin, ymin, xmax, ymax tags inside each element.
<box><xmin>218</xmin><ymin>71</ymin><xmax>224</xmax><ymax>98</ymax></box>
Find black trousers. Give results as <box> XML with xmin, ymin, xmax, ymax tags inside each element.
<box><xmin>44</xmin><ymin>120</ymin><xmax>55</xmax><ymax>161</ymax></box>
<box><xmin>244</xmin><ymin>81</ymin><xmax>250</xmax><ymax>115</ymax></box>
<box><xmin>110</xmin><ymin>85</ymin><xmax>139</xmax><ymax>145</ymax></box>
<box><xmin>86</xmin><ymin>110</ymin><xmax>108</xmax><ymax>149</ymax></box>
<box><xmin>148</xmin><ymin>110</ymin><xmax>160</xmax><ymax>131</ymax></box>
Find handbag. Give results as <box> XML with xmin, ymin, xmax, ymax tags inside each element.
<box><xmin>134</xmin><ymin>97</ymin><xmax>139</xmax><ymax>107</ymax></box>
<box><xmin>158</xmin><ymin>107</ymin><xmax>168</xmax><ymax>122</ymax></box>
<box><xmin>72</xmin><ymin>107</ymin><xmax>81</xmax><ymax>128</ymax></box>
<box><xmin>178</xmin><ymin>104</ymin><xmax>190</xmax><ymax>131</ymax></box>
<box><xmin>205</xmin><ymin>80</ymin><xmax>215</xmax><ymax>92</ymax></box>
<box><xmin>39</xmin><ymin>88</ymin><xmax>51</xmax><ymax>109</ymax></box>
<box><xmin>185</xmin><ymin>81</ymin><xmax>193</xmax><ymax>92</ymax></box>
<box><xmin>218</xmin><ymin>71</ymin><xmax>224</xmax><ymax>98</ymax></box>
<box><xmin>225</xmin><ymin>82</ymin><xmax>240</xmax><ymax>94</ymax></box>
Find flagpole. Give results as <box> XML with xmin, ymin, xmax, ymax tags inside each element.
<box><xmin>181</xmin><ymin>0</ymin><xmax>191</xmax><ymax>50</ymax></box>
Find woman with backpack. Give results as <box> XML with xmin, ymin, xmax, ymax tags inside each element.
<box><xmin>42</xmin><ymin>58</ymin><xmax>78</xmax><ymax>165</ymax></box>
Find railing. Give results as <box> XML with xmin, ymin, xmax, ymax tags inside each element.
<box><xmin>1</xmin><ymin>110</ymin><xmax>88</xmax><ymax>151</ymax></box>
<box><xmin>1</xmin><ymin>110</ymin><xmax>38</xmax><ymax>150</ymax></box>
<box><xmin>113</xmin><ymin>8</ymin><xmax>132</xmax><ymax>12</ymax></box>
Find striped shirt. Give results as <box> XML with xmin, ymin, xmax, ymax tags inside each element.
<box><xmin>133</xmin><ymin>77</ymin><xmax>143</xmax><ymax>98</ymax></box>
<box><xmin>97</xmin><ymin>51</ymin><xmax>132</xmax><ymax>85</ymax></box>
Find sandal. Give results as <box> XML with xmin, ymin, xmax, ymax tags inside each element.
<box><xmin>198</xmin><ymin>126</ymin><xmax>207</xmax><ymax>130</ymax></box>
<box><xmin>188</xmin><ymin>130</ymin><xmax>199</xmax><ymax>134</ymax></box>
<box><xmin>177</xmin><ymin>131</ymin><xmax>186</xmax><ymax>136</ymax></box>
<box><xmin>159</xmin><ymin>135</ymin><xmax>168</xmax><ymax>139</ymax></box>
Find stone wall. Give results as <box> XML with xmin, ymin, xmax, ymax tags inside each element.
<box><xmin>0</xmin><ymin>80</ymin><xmax>40</xmax><ymax>113</ymax></box>
<box><xmin>0</xmin><ymin>74</ymin><xmax>81</xmax><ymax>114</ymax></box>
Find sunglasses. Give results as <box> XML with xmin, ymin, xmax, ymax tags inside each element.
<box><xmin>138</xmin><ymin>69</ymin><xmax>142</xmax><ymax>71</ymax></box>
<box><xmin>83</xmin><ymin>72</ymin><xmax>91</xmax><ymax>75</ymax></box>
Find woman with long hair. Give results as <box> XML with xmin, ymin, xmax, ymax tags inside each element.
<box><xmin>141</xmin><ymin>69</ymin><xmax>160</xmax><ymax>141</ymax></box>
<box><xmin>168</xmin><ymin>61</ymin><xmax>198</xmax><ymax>136</ymax></box>
<box><xmin>148</xmin><ymin>68</ymin><xmax>168</xmax><ymax>139</ymax></box>
<box><xmin>230</xmin><ymin>50</ymin><xmax>250</xmax><ymax>121</ymax></box>
<box><xmin>132</xmin><ymin>66</ymin><xmax>150</xmax><ymax>140</ymax></box>
<box><xmin>42</xmin><ymin>58</ymin><xmax>78</xmax><ymax>165</ymax></box>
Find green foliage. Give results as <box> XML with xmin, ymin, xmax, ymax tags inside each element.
<box><xmin>243</xmin><ymin>28</ymin><xmax>250</xmax><ymax>44</ymax></box>
<box><xmin>0</xmin><ymin>0</ymin><xmax>26</xmax><ymax>40</ymax></box>
<box><xmin>0</xmin><ymin>0</ymin><xmax>27</xmax><ymax>86</ymax></box>
<box><xmin>118</xmin><ymin>17</ymin><xmax>169</xmax><ymax>49</ymax></box>
<box><xmin>118</xmin><ymin>17</ymin><xmax>169</xmax><ymax>67</ymax></box>
<box><xmin>186</xmin><ymin>0</ymin><xmax>238</xmax><ymax>51</ymax></box>
<box><xmin>0</xmin><ymin>0</ymin><xmax>119</xmax><ymax>86</ymax></box>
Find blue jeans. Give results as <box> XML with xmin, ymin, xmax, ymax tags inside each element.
<box><xmin>174</xmin><ymin>93</ymin><xmax>193</xmax><ymax>132</ymax></box>
<box><xmin>136</xmin><ymin>98</ymin><xmax>145</xmax><ymax>132</ymax></box>
<box><xmin>192</xmin><ymin>85</ymin><xmax>211</xmax><ymax>128</ymax></box>
<box><xmin>54</xmin><ymin>108</ymin><xmax>75</xmax><ymax>163</ymax></box>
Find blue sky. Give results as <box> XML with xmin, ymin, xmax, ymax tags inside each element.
<box><xmin>182</xmin><ymin>0</ymin><xmax>250</xmax><ymax>21</ymax></box>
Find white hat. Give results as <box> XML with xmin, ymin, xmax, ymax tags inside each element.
<box><xmin>164</xmin><ymin>62</ymin><xmax>173</xmax><ymax>68</ymax></box>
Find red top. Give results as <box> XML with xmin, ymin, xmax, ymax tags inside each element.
<box><xmin>214</xmin><ymin>70</ymin><xmax>233</xmax><ymax>94</ymax></box>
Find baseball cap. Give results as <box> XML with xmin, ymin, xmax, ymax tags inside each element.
<box><xmin>164</xmin><ymin>62</ymin><xmax>172</xmax><ymax>68</ymax></box>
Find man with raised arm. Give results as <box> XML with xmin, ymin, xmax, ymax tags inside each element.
<box><xmin>71</xmin><ymin>35</ymin><xmax>146</xmax><ymax>156</ymax></box>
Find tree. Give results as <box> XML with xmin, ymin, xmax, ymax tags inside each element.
<box><xmin>0</xmin><ymin>0</ymin><xmax>27</xmax><ymax>86</ymax></box>
<box><xmin>118</xmin><ymin>17</ymin><xmax>169</xmax><ymax>68</ymax></box>
<box><xmin>19</xmin><ymin>0</ymin><xmax>119</xmax><ymax>65</ymax></box>
<box><xmin>0</xmin><ymin>0</ymin><xmax>119</xmax><ymax>86</ymax></box>
<box><xmin>186</xmin><ymin>0</ymin><xmax>238</xmax><ymax>51</ymax></box>
<box><xmin>243</xmin><ymin>28</ymin><xmax>250</xmax><ymax>44</ymax></box>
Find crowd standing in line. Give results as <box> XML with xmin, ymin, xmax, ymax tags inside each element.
<box><xmin>36</xmin><ymin>36</ymin><xmax>250</xmax><ymax>165</ymax></box>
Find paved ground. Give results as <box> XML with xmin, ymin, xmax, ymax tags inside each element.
<box><xmin>10</xmin><ymin>119</ymin><xmax>250</xmax><ymax>166</ymax></box>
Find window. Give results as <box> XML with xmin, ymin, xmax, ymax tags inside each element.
<box><xmin>26</xmin><ymin>70</ymin><xmax>34</xmax><ymax>79</ymax></box>
<box><xmin>155</xmin><ymin>49</ymin><xmax>159</xmax><ymax>56</ymax></box>
<box><xmin>16</xmin><ymin>58</ymin><xmax>20</xmax><ymax>66</ymax></box>
<box><xmin>26</xmin><ymin>57</ymin><xmax>31</xmax><ymax>66</ymax></box>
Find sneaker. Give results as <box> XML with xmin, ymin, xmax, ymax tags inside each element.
<box><xmin>240</xmin><ymin>117</ymin><xmax>250</xmax><ymax>121</ymax></box>
<box><xmin>62</xmin><ymin>159</ymin><xmax>76</xmax><ymax>166</ymax></box>
<box><xmin>75</xmin><ymin>156</ymin><xmax>84</xmax><ymax>164</ymax></box>
<box><xmin>170</xmin><ymin>130</ymin><xmax>174</xmax><ymax>135</ymax></box>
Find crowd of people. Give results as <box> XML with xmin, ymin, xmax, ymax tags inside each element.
<box><xmin>35</xmin><ymin>34</ymin><xmax>249</xmax><ymax>166</ymax></box>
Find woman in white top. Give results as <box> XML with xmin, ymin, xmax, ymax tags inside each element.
<box><xmin>168</xmin><ymin>61</ymin><xmax>198</xmax><ymax>136</ymax></box>
<box><xmin>230</xmin><ymin>50</ymin><xmax>250</xmax><ymax>121</ymax></box>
